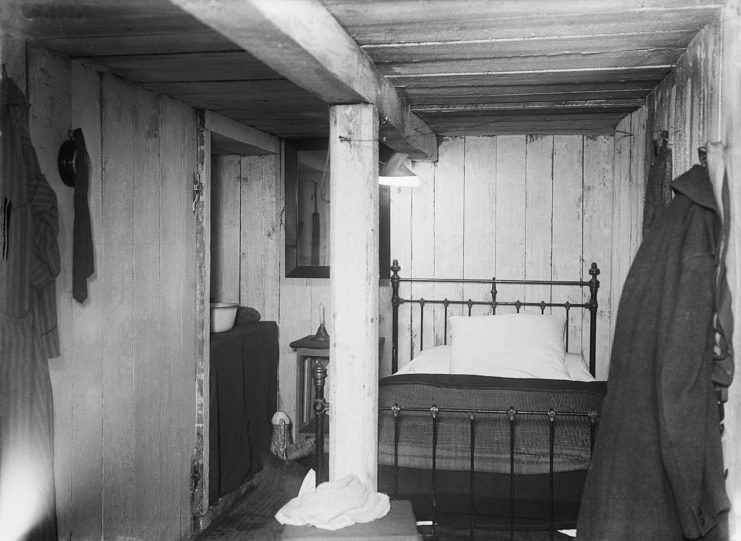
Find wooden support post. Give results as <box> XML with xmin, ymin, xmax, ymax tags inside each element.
<box><xmin>328</xmin><ymin>103</ymin><xmax>379</xmax><ymax>488</ymax></box>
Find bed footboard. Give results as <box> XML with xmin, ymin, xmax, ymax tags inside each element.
<box><xmin>310</xmin><ymin>363</ymin><xmax>603</xmax><ymax>540</ymax></box>
<box><xmin>378</xmin><ymin>402</ymin><xmax>599</xmax><ymax>539</ymax></box>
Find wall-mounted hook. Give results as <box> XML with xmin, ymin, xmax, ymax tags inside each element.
<box><xmin>58</xmin><ymin>130</ymin><xmax>77</xmax><ymax>187</ymax></box>
<box><xmin>192</xmin><ymin>173</ymin><xmax>203</xmax><ymax>214</ymax></box>
<box><xmin>698</xmin><ymin>146</ymin><xmax>708</xmax><ymax>168</ymax></box>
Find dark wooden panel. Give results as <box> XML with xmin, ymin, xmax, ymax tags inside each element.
<box><xmin>381</xmin><ymin>48</ymin><xmax>683</xmax><ymax>77</ymax></box>
<box><xmin>365</xmin><ymin>30</ymin><xmax>699</xmax><ymax>63</ymax></box>
<box><xmin>80</xmin><ymin>51</ymin><xmax>280</xmax><ymax>83</ymax></box>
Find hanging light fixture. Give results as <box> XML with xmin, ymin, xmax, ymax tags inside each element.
<box><xmin>379</xmin><ymin>152</ymin><xmax>420</xmax><ymax>187</ymax></box>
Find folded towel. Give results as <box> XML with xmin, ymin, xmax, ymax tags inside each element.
<box><xmin>275</xmin><ymin>472</ymin><xmax>390</xmax><ymax>530</ymax></box>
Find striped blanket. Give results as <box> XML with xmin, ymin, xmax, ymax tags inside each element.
<box><xmin>378</xmin><ymin>374</ymin><xmax>606</xmax><ymax>475</ymax></box>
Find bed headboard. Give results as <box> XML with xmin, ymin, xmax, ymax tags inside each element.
<box><xmin>390</xmin><ymin>260</ymin><xmax>601</xmax><ymax>376</ymax></box>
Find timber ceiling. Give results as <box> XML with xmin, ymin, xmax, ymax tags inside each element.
<box><xmin>0</xmin><ymin>0</ymin><xmax>724</xmax><ymax>140</ymax></box>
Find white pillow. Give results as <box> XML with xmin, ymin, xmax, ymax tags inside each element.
<box><xmin>393</xmin><ymin>345</ymin><xmax>451</xmax><ymax>375</ymax></box>
<box><xmin>449</xmin><ymin>314</ymin><xmax>570</xmax><ymax>380</ymax></box>
<box><xmin>564</xmin><ymin>353</ymin><xmax>595</xmax><ymax>382</ymax></box>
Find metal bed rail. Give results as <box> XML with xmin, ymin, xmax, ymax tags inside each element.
<box><xmin>380</xmin><ymin>403</ymin><xmax>599</xmax><ymax>541</ymax></box>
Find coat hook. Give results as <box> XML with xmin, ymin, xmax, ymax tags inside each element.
<box><xmin>698</xmin><ymin>146</ymin><xmax>708</xmax><ymax>168</ymax></box>
<box><xmin>57</xmin><ymin>131</ymin><xmax>77</xmax><ymax>187</ymax></box>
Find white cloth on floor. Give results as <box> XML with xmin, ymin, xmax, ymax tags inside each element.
<box><xmin>275</xmin><ymin>470</ymin><xmax>390</xmax><ymax>530</ymax></box>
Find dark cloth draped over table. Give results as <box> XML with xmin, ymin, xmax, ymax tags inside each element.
<box><xmin>577</xmin><ymin>166</ymin><xmax>733</xmax><ymax>540</ymax></box>
<box><xmin>209</xmin><ymin>321</ymin><xmax>278</xmax><ymax>504</ymax></box>
<box><xmin>0</xmin><ymin>73</ymin><xmax>60</xmax><ymax>541</ymax></box>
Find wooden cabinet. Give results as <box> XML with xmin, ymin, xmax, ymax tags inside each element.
<box><xmin>290</xmin><ymin>335</ymin><xmax>385</xmax><ymax>438</ymax></box>
<box><xmin>290</xmin><ymin>335</ymin><xmax>330</xmax><ymax>431</ymax></box>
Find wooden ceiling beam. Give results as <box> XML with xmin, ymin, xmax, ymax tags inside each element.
<box><xmin>413</xmin><ymin>99</ymin><xmax>646</xmax><ymax>113</ymax></box>
<box><xmin>381</xmin><ymin>49</ymin><xmax>683</xmax><ymax>77</ymax></box>
<box><xmin>169</xmin><ymin>0</ymin><xmax>437</xmax><ymax>160</ymax></box>
<box><xmin>363</xmin><ymin>30</ymin><xmax>700</xmax><ymax>63</ymax></box>
<box><xmin>408</xmin><ymin>91</ymin><xmax>653</xmax><ymax>106</ymax></box>
<box><xmin>204</xmin><ymin>111</ymin><xmax>280</xmax><ymax>155</ymax></box>
<box><xmin>405</xmin><ymin>81</ymin><xmax>657</xmax><ymax>100</ymax></box>
<box><xmin>391</xmin><ymin>67</ymin><xmax>671</xmax><ymax>88</ymax></box>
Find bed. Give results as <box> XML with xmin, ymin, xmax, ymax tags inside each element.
<box><xmin>376</xmin><ymin>260</ymin><xmax>606</xmax><ymax>538</ymax></box>
<box><xmin>311</xmin><ymin>260</ymin><xmax>605</xmax><ymax>539</ymax></box>
<box><xmin>308</xmin><ymin>260</ymin><xmax>606</xmax><ymax>538</ymax></box>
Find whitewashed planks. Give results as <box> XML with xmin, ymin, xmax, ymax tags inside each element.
<box><xmin>210</xmin><ymin>156</ymin><xmax>242</xmax><ymax>304</ymax></box>
<box><xmin>583</xmin><ymin>135</ymin><xmax>616</xmax><ymax>379</ymax></box>
<box><xmin>646</xmin><ymin>22</ymin><xmax>721</xmax><ymax>178</ymax></box>
<box><xmin>210</xmin><ymin>153</ymin><xmax>282</xmax><ymax>319</ymax></box>
<box><xmin>391</xmin><ymin>135</ymin><xmax>620</xmax><ymax>378</ymax></box>
<box><xmin>28</xmin><ymin>46</ymin><xmax>198</xmax><ymax>540</ymax></box>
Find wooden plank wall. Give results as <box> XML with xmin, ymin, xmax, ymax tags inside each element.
<box><xmin>389</xmin><ymin>134</ymin><xmax>645</xmax><ymax>381</ymax></box>
<box><xmin>215</xmin><ymin>122</ymin><xmax>650</xmax><ymax>430</ymax></box>
<box><xmin>609</xmin><ymin>108</ymin><xmax>649</xmax><ymax>356</ymax></box>
<box><xmin>211</xmin><ymin>156</ymin><xmax>242</xmax><ymax>304</ymax></box>
<box><xmin>210</xmin><ymin>154</ymin><xmax>282</xmax><ymax>318</ymax></box>
<box><xmin>646</xmin><ymin>22</ymin><xmax>721</xmax><ymax>176</ymax></box>
<box><xmin>27</xmin><ymin>46</ymin><xmax>198</xmax><ymax>540</ymax></box>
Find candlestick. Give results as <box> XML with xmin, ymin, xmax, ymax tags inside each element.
<box><xmin>312</xmin><ymin>303</ymin><xmax>329</xmax><ymax>341</ymax></box>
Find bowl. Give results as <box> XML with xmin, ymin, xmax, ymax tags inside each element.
<box><xmin>210</xmin><ymin>302</ymin><xmax>239</xmax><ymax>333</ymax></box>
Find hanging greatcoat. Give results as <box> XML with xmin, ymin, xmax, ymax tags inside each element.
<box><xmin>0</xmin><ymin>74</ymin><xmax>60</xmax><ymax>540</ymax></box>
<box><xmin>576</xmin><ymin>165</ymin><xmax>730</xmax><ymax>540</ymax></box>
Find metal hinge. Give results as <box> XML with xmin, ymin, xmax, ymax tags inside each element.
<box><xmin>192</xmin><ymin>173</ymin><xmax>203</xmax><ymax>214</ymax></box>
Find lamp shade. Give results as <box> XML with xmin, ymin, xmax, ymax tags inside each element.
<box><xmin>379</xmin><ymin>152</ymin><xmax>420</xmax><ymax>187</ymax></box>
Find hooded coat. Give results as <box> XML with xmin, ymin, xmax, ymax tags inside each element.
<box><xmin>576</xmin><ymin>165</ymin><xmax>730</xmax><ymax>540</ymax></box>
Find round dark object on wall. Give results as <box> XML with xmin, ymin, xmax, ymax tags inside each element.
<box><xmin>57</xmin><ymin>135</ymin><xmax>76</xmax><ymax>187</ymax></box>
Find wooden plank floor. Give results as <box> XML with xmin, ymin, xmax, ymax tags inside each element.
<box><xmin>195</xmin><ymin>454</ymin><xmax>309</xmax><ymax>541</ymax></box>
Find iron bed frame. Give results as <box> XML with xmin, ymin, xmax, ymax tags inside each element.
<box><xmin>309</xmin><ymin>260</ymin><xmax>603</xmax><ymax>540</ymax></box>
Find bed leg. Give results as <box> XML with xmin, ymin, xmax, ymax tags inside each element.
<box><xmin>431</xmin><ymin>405</ymin><xmax>439</xmax><ymax>539</ymax></box>
<box><xmin>469</xmin><ymin>413</ymin><xmax>476</xmax><ymax>541</ymax></box>
<box><xmin>588</xmin><ymin>263</ymin><xmax>600</xmax><ymax>376</ymax></box>
<box><xmin>548</xmin><ymin>409</ymin><xmax>556</xmax><ymax>541</ymax></box>
<box><xmin>508</xmin><ymin>407</ymin><xmax>517</xmax><ymax>541</ymax></box>
<box><xmin>392</xmin><ymin>404</ymin><xmax>401</xmax><ymax>499</ymax></box>
<box><xmin>391</xmin><ymin>260</ymin><xmax>401</xmax><ymax>374</ymax></box>
<box><xmin>312</xmin><ymin>359</ymin><xmax>328</xmax><ymax>486</ymax></box>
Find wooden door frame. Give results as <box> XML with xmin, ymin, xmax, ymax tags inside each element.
<box><xmin>191</xmin><ymin>111</ymin><xmax>280</xmax><ymax>531</ymax></box>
